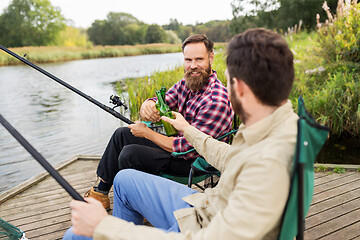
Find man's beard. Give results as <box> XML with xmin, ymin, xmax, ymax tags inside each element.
<box><xmin>230</xmin><ymin>84</ymin><xmax>249</xmax><ymax>124</ymax></box>
<box><xmin>184</xmin><ymin>65</ymin><xmax>211</xmax><ymax>91</ymax></box>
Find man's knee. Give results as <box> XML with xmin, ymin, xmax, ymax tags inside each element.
<box><xmin>113</xmin><ymin>127</ymin><xmax>130</xmax><ymax>139</ymax></box>
<box><xmin>113</xmin><ymin>169</ymin><xmax>141</xmax><ymax>193</ymax></box>
<box><xmin>118</xmin><ymin>145</ymin><xmax>138</xmax><ymax>169</ymax></box>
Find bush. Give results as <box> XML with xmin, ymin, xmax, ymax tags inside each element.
<box><xmin>300</xmin><ymin>0</ymin><xmax>360</xmax><ymax>136</ymax></box>
<box><xmin>317</xmin><ymin>1</ymin><xmax>360</xmax><ymax>63</ymax></box>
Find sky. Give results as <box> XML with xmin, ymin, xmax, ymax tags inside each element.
<box><xmin>0</xmin><ymin>0</ymin><xmax>235</xmax><ymax>28</ymax></box>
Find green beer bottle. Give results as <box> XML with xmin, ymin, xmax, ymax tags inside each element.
<box><xmin>155</xmin><ymin>90</ymin><xmax>178</xmax><ymax>136</ymax></box>
<box><xmin>154</xmin><ymin>87</ymin><xmax>167</xmax><ymax>125</ymax></box>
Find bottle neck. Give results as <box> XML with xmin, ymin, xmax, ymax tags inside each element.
<box><xmin>156</xmin><ymin>91</ymin><xmax>169</xmax><ymax>114</ymax></box>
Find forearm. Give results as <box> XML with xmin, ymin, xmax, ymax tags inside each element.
<box><xmin>184</xmin><ymin>126</ymin><xmax>230</xmax><ymax>171</ymax></box>
<box><xmin>144</xmin><ymin>129</ymin><xmax>174</xmax><ymax>153</ymax></box>
<box><xmin>94</xmin><ymin>216</ymin><xmax>185</xmax><ymax>240</ymax></box>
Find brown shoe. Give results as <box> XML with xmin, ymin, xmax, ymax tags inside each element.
<box><xmin>84</xmin><ymin>187</ymin><xmax>110</xmax><ymax>210</ymax></box>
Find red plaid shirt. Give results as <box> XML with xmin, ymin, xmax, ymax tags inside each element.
<box><xmin>149</xmin><ymin>70</ymin><xmax>233</xmax><ymax>160</ymax></box>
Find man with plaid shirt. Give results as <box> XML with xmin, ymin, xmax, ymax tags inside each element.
<box><xmin>85</xmin><ymin>34</ymin><xmax>233</xmax><ymax>210</ymax></box>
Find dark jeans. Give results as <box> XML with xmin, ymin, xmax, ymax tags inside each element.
<box><xmin>96</xmin><ymin>127</ymin><xmax>193</xmax><ymax>185</ymax></box>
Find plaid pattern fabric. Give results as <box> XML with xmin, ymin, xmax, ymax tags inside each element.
<box><xmin>149</xmin><ymin>71</ymin><xmax>233</xmax><ymax>160</ymax></box>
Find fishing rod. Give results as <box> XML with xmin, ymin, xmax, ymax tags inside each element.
<box><xmin>0</xmin><ymin>113</ymin><xmax>85</xmax><ymax>202</ymax></box>
<box><xmin>0</xmin><ymin>44</ymin><xmax>133</xmax><ymax>125</ymax></box>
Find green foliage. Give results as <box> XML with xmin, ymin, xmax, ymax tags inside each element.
<box><xmin>165</xmin><ymin>30</ymin><xmax>182</xmax><ymax>44</ymax></box>
<box><xmin>163</xmin><ymin>20</ymin><xmax>232</xmax><ymax>42</ymax></box>
<box><xmin>87</xmin><ymin>12</ymin><xmax>147</xmax><ymax>46</ymax></box>
<box><xmin>145</xmin><ymin>24</ymin><xmax>167</xmax><ymax>44</ymax></box>
<box><xmin>289</xmin><ymin>1</ymin><xmax>360</xmax><ymax>136</ymax></box>
<box><xmin>276</xmin><ymin>0</ymin><xmax>337</xmax><ymax>31</ymax></box>
<box><xmin>314</xmin><ymin>165</ymin><xmax>329</xmax><ymax>172</ymax></box>
<box><xmin>229</xmin><ymin>0</ymin><xmax>338</xmax><ymax>33</ymax></box>
<box><xmin>55</xmin><ymin>26</ymin><xmax>93</xmax><ymax>47</ymax></box>
<box><xmin>317</xmin><ymin>2</ymin><xmax>360</xmax><ymax>63</ymax></box>
<box><xmin>0</xmin><ymin>0</ymin><xmax>66</xmax><ymax>47</ymax></box>
<box><xmin>193</xmin><ymin>21</ymin><xmax>233</xmax><ymax>42</ymax></box>
<box><xmin>230</xmin><ymin>0</ymin><xmax>279</xmax><ymax>33</ymax></box>
<box><xmin>289</xmin><ymin>31</ymin><xmax>360</xmax><ymax>137</ymax></box>
<box><xmin>332</xmin><ymin>166</ymin><xmax>346</xmax><ymax>173</ymax></box>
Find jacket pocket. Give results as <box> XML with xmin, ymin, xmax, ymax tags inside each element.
<box><xmin>174</xmin><ymin>207</ymin><xmax>201</xmax><ymax>233</ymax></box>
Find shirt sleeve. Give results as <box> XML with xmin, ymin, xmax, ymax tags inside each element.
<box><xmin>172</xmin><ymin>100</ymin><xmax>233</xmax><ymax>158</ymax></box>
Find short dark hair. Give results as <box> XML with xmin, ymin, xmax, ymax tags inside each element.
<box><xmin>182</xmin><ymin>34</ymin><xmax>214</xmax><ymax>53</ymax></box>
<box><xmin>226</xmin><ymin>28</ymin><xmax>294</xmax><ymax>106</ymax></box>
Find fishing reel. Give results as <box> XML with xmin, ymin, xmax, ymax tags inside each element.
<box><xmin>110</xmin><ymin>95</ymin><xmax>128</xmax><ymax>110</ymax></box>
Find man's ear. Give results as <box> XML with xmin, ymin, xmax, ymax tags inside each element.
<box><xmin>209</xmin><ymin>52</ymin><xmax>214</xmax><ymax>65</ymax></box>
<box><xmin>233</xmin><ymin>78</ymin><xmax>245</xmax><ymax>99</ymax></box>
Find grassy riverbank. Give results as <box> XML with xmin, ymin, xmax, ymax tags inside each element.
<box><xmin>0</xmin><ymin>44</ymin><xmax>182</xmax><ymax>66</ymax></box>
<box><xmin>0</xmin><ymin>43</ymin><xmax>227</xmax><ymax>66</ymax></box>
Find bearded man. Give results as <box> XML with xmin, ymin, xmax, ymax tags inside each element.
<box><xmin>85</xmin><ymin>34</ymin><xmax>233</xmax><ymax>210</ymax></box>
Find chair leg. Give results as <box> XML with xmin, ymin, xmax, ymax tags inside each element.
<box><xmin>194</xmin><ymin>183</ymin><xmax>205</xmax><ymax>191</ymax></box>
<box><xmin>188</xmin><ymin>168</ymin><xmax>194</xmax><ymax>188</ymax></box>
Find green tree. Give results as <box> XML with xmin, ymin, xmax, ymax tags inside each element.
<box><xmin>276</xmin><ymin>0</ymin><xmax>338</xmax><ymax>31</ymax></box>
<box><xmin>87</xmin><ymin>20</ymin><xmax>112</xmax><ymax>45</ymax></box>
<box><xmin>165</xmin><ymin>30</ymin><xmax>182</xmax><ymax>44</ymax></box>
<box><xmin>0</xmin><ymin>0</ymin><xmax>66</xmax><ymax>47</ymax></box>
<box><xmin>177</xmin><ymin>25</ymin><xmax>194</xmax><ymax>41</ymax></box>
<box><xmin>55</xmin><ymin>26</ymin><xmax>92</xmax><ymax>47</ymax></box>
<box><xmin>230</xmin><ymin>0</ymin><xmax>279</xmax><ymax>34</ymax></box>
<box><xmin>194</xmin><ymin>21</ymin><xmax>233</xmax><ymax>42</ymax></box>
<box><xmin>230</xmin><ymin>0</ymin><xmax>338</xmax><ymax>33</ymax></box>
<box><xmin>87</xmin><ymin>12</ymin><xmax>146</xmax><ymax>45</ymax></box>
<box><xmin>145</xmin><ymin>24</ymin><xmax>167</xmax><ymax>43</ymax></box>
<box><xmin>163</xmin><ymin>18</ymin><xmax>180</xmax><ymax>31</ymax></box>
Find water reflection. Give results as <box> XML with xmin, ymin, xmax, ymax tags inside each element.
<box><xmin>0</xmin><ymin>52</ymin><xmax>183</xmax><ymax>194</ymax></box>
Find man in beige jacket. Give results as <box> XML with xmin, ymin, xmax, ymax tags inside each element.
<box><xmin>63</xmin><ymin>28</ymin><xmax>298</xmax><ymax>240</ymax></box>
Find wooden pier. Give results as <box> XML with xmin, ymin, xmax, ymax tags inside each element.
<box><xmin>0</xmin><ymin>156</ymin><xmax>359</xmax><ymax>239</ymax></box>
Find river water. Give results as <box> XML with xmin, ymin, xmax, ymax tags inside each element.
<box><xmin>0</xmin><ymin>52</ymin><xmax>183</xmax><ymax>194</ymax></box>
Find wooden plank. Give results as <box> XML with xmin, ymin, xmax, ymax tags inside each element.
<box><xmin>313</xmin><ymin>172</ymin><xmax>359</xmax><ymax>194</ymax></box>
<box><xmin>304</xmin><ymin>208</ymin><xmax>360</xmax><ymax>239</ymax></box>
<box><xmin>319</xmin><ymin>221</ymin><xmax>360</xmax><ymax>240</ymax></box>
<box><xmin>306</xmin><ymin>197</ymin><xmax>360</xmax><ymax>228</ymax></box>
<box><xmin>314</xmin><ymin>171</ymin><xmax>355</xmax><ymax>186</ymax></box>
<box><xmin>312</xmin><ymin>178</ymin><xmax>360</xmax><ymax>205</ymax></box>
<box><xmin>307</xmin><ymin>187</ymin><xmax>360</xmax><ymax>217</ymax></box>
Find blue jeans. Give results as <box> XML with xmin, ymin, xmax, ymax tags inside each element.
<box><xmin>63</xmin><ymin>169</ymin><xmax>197</xmax><ymax>240</ymax></box>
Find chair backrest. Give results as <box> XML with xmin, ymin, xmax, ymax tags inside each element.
<box><xmin>278</xmin><ymin>97</ymin><xmax>329</xmax><ymax>240</ymax></box>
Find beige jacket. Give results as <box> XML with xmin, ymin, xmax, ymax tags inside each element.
<box><xmin>94</xmin><ymin>100</ymin><xmax>298</xmax><ymax>240</ymax></box>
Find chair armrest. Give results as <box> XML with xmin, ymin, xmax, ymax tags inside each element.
<box><xmin>171</xmin><ymin>129</ymin><xmax>238</xmax><ymax>157</ymax></box>
<box><xmin>192</xmin><ymin>157</ymin><xmax>220</xmax><ymax>175</ymax></box>
<box><xmin>171</xmin><ymin>148</ymin><xmax>196</xmax><ymax>157</ymax></box>
<box><xmin>217</xmin><ymin>129</ymin><xmax>238</xmax><ymax>141</ymax></box>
